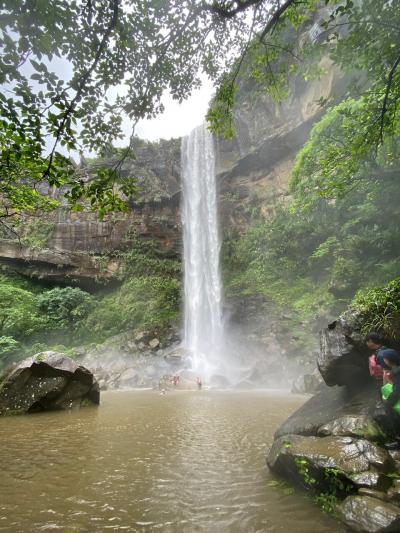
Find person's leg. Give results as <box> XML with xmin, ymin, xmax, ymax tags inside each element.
<box><xmin>383</xmin><ymin>404</ymin><xmax>400</xmax><ymax>449</ymax></box>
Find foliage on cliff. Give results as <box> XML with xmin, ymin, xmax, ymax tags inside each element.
<box><xmin>2</xmin><ymin>0</ymin><xmax>398</xmax><ymax>226</ymax></box>
<box><xmin>353</xmin><ymin>278</ymin><xmax>400</xmax><ymax>341</ymax></box>
<box><xmin>222</xmin><ymin>97</ymin><xmax>400</xmax><ymax>335</ymax></box>
<box><xmin>0</xmin><ymin>236</ymin><xmax>181</xmax><ymax>370</ymax></box>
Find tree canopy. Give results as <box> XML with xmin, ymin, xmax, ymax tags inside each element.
<box><xmin>1</xmin><ymin>0</ymin><xmax>399</xmax><ymax>225</ymax></box>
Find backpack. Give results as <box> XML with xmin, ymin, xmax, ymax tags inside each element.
<box><xmin>369</xmin><ymin>354</ymin><xmax>383</xmax><ymax>379</ymax></box>
<box><xmin>381</xmin><ymin>383</ymin><xmax>400</xmax><ymax>413</ymax></box>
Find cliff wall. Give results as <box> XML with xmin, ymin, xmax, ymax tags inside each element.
<box><xmin>0</xmin><ymin>57</ymin><xmax>346</xmax><ymax>289</ymax></box>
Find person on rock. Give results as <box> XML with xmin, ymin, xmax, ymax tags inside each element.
<box><xmin>366</xmin><ymin>332</ymin><xmax>391</xmax><ymax>384</ymax></box>
<box><xmin>381</xmin><ymin>349</ymin><xmax>400</xmax><ymax>450</ymax></box>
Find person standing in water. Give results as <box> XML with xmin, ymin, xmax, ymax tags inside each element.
<box><xmin>196</xmin><ymin>377</ymin><xmax>202</xmax><ymax>390</ymax></box>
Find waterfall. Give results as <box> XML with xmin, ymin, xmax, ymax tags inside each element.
<box><xmin>181</xmin><ymin>123</ymin><xmax>224</xmax><ymax>379</ymax></box>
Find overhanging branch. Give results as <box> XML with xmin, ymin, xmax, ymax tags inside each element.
<box><xmin>43</xmin><ymin>0</ymin><xmax>120</xmax><ymax>180</ymax></box>
<box><xmin>379</xmin><ymin>54</ymin><xmax>400</xmax><ymax>145</ymax></box>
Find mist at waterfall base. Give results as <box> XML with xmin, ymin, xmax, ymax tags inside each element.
<box><xmin>181</xmin><ymin>123</ymin><xmax>286</xmax><ymax>389</ymax></box>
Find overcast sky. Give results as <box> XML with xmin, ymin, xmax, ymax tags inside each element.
<box><xmin>19</xmin><ymin>55</ymin><xmax>215</xmax><ymax>155</ymax></box>
<box><xmin>120</xmin><ymin>77</ymin><xmax>215</xmax><ymax>143</ymax></box>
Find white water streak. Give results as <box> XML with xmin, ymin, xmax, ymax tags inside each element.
<box><xmin>182</xmin><ymin>123</ymin><xmax>224</xmax><ymax>376</ymax></box>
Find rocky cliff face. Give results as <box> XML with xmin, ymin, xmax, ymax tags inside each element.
<box><xmin>216</xmin><ymin>58</ymin><xmax>347</xmax><ymax>232</ymax></box>
<box><xmin>0</xmin><ymin>51</ymin><xmax>346</xmax><ymax>292</ymax></box>
<box><xmin>0</xmin><ymin>139</ymin><xmax>181</xmax><ymax>287</ymax></box>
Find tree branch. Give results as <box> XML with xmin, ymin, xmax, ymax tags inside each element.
<box><xmin>43</xmin><ymin>0</ymin><xmax>120</xmax><ymax>179</ymax></box>
<box><xmin>379</xmin><ymin>54</ymin><xmax>400</xmax><ymax>144</ymax></box>
<box><xmin>206</xmin><ymin>0</ymin><xmax>263</xmax><ymax>19</ymax></box>
<box><xmin>259</xmin><ymin>0</ymin><xmax>298</xmax><ymax>42</ymax></box>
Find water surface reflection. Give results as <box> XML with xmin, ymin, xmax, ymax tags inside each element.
<box><xmin>0</xmin><ymin>390</ymin><xmax>345</xmax><ymax>532</ymax></box>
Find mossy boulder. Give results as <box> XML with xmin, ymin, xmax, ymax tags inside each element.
<box><xmin>267</xmin><ymin>434</ymin><xmax>394</xmax><ymax>492</ymax></box>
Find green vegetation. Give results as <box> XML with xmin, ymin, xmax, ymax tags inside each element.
<box><xmin>0</xmin><ymin>236</ymin><xmax>181</xmax><ymax>372</ymax></box>
<box><xmin>86</xmin><ymin>276</ymin><xmax>180</xmax><ymax>340</ymax></box>
<box><xmin>293</xmin><ymin>459</ymin><xmax>353</xmax><ymax>514</ymax></box>
<box><xmin>2</xmin><ymin>1</ymin><xmax>399</xmax><ymax>227</ymax></box>
<box><xmin>222</xmin><ymin>96</ymin><xmax>400</xmax><ymax>347</ymax></box>
<box><xmin>353</xmin><ymin>278</ymin><xmax>400</xmax><ymax>340</ymax></box>
<box><xmin>267</xmin><ymin>479</ymin><xmax>295</xmax><ymax>496</ymax></box>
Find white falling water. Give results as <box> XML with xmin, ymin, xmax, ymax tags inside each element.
<box><xmin>181</xmin><ymin>123</ymin><xmax>224</xmax><ymax>380</ymax></box>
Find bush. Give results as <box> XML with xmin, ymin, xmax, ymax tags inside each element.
<box><xmin>37</xmin><ymin>287</ymin><xmax>94</xmax><ymax>328</ymax></box>
<box><xmin>0</xmin><ymin>336</ymin><xmax>20</xmax><ymax>359</ymax></box>
<box><xmin>85</xmin><ymin>276</ymin><xmax>181</xmax><ymax>340</ymax></box>
<box><xmin>0</xmin><ymin>283</ymin><xmax>46</xmax><ymax>338</ymax></box>
<box><xmin>353</xmin><ymin>278</ymin><xmax>400</xmax><ymax>339</ymax></box>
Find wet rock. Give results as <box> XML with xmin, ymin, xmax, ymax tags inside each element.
<box><xmin>118</xmin><ymin>368</ymin><xmax>139</xmax><ymax>388</ymax></box>
<box><xmin>0</xmin><ymin>352</ymin><xmax>99</xmax><ymax>415</ymax></box>
<box><xmin>358</xmin><ymin>488</ymin><xmax>389</xmax><ymax>502</ymax></box>
<box><xmin>291</xmin><ymin>370</ymin><xmax>323</xmax><ymax>395</ymax></box>
<box><xmin>275</xmin><ymin>382</ymin><xmax>378</xmax><ymax>439</ymax></box>
<box><xmin>318</xmin><ymin>415</ymin><xmax>386</xmax><ymax>441</ymax></box>
<box><xmin>338</xmin><ymin>495</ymin><xmax>400</xmax><ymax>532</ymax></box>
<box><xmin>267</xmin><ymin>435</ymin><xmax>393</xmax><ymax>491</ymax></box>
<box><xmin>164</xmin><ymin>347</ymin><xmax>187</xmax><ymax>366</ymax></box>
<box><xmin>149</xmin><ymin>338</ymin><xmax>160</xmax><ymax>350</ymax></box>
<box><xmin>387</xmin><ymin>480</ymin><xmax>400</xmax><ymax>503</ymax></box>
<box><xmin>318</xmin><ymin>310</ymin><xmax>370</xmax><ymax>388</ymax></box>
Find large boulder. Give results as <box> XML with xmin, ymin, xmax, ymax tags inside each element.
<box><xmin>338</xmin><ymin>495</ymin><xmax>400</xmax><ymax>532</ymax></box>
<box><xmin>318</xmin><ymin>310</ymin><xmax>371</xmax><ymax>387</ymax></box>
<box><xmin>318</xmin><ymin>415</ymin><xmax>387</xmax><ymax>442</ymax></box>
<box><xmin>267</xmin><ymin>434</ymin><xmax>394</xmax><ymax>492</ymax></box>
<box><xmin>0</xmin><ymin>352</ymin><xmax>100</xmax><ymax>415</ymax></box>
<box><xmin>275</xmin><ymin>382</ymin><xmax>379</xmax><ymax>439</ymax></box>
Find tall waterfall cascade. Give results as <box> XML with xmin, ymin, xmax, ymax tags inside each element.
<box><xmin>181</xmin><ymin>123</ymin><xmax>224</xmax><ymax>379</ymax></box>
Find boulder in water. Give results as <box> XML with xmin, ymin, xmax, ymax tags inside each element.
<box><xmin>318</xmin><ymin>415</ymin><xmax>386</xmax><ymax>441</ymax></box>
<box><xmin>267</xmin><ymin>434</ymin><xmax>393</xmax><ymax>491</ymax></box>
<box><xmin>0</xmin><ymin>351</ymin><xmax>99</xmax><ymax>415</ymax></box>
<box><xmin>149</xmin><ymin>338</ymin><xmax>160</xmax><ymax>350</ymax></box>
<box><xmin>275</xmin><ymin>382</ymin><xmax>378</xmax><ymax>439</ymax></box>
<box><xmin>338</xmin><ymin>495</ymin><xmax>400</xmax><ymax>532</ymax></box>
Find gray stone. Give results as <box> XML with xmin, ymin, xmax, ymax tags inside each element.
<box><xmin>118</xmin><ymin>368</ymin><xmax>139</xmax><ymax>388</ymax></box>
<box><xmin>318</xmin><ymin>311</ymin><xmax>370</xmax><ymax>387</ymax></box>
<box><xmin>358</xmin><ymin>488</ymin><xmax>389</xmax><ymax>502</ymax></box>
<box><xmin>0</xmin><ymin>352</ymin><xmax>99</xmax><ymax>415</ymax></box>
<box><xmin>275</xmin><ymin>382</ymin><xmax>378</xmax><ymax>439</ymax></box>
<box><xmin>291</xmin><ymin>370</ymin><xmax>323</xmax><ymax>395</ymax></box>
<box><xmin>318</xmin><ymin>415</ymin><xmax>386</xmax><ymax>441</ymax></box>
<box><xmin>164</xmin><ymin>347</ymin><xmax>187</xmax><ymax>366</ymax></box>
<box><xmin>267</xmin><ymin>434</ymin><xmax>393</xmax><ymax>491</ymax></box>
<box><xmin>338</xmin><ymin>496</ymin><xmax>400</xmax><ymax>532</ymax></box>
<box><xmin>149</xmin><ymin>338</ymin><xmax>160</xmax><ymax>350</ymax></box>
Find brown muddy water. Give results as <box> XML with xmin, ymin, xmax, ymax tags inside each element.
<box><xmin>0</xmin><ymin>390</ymin><xmax>346</xmax><ymax>532</ymax></box>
